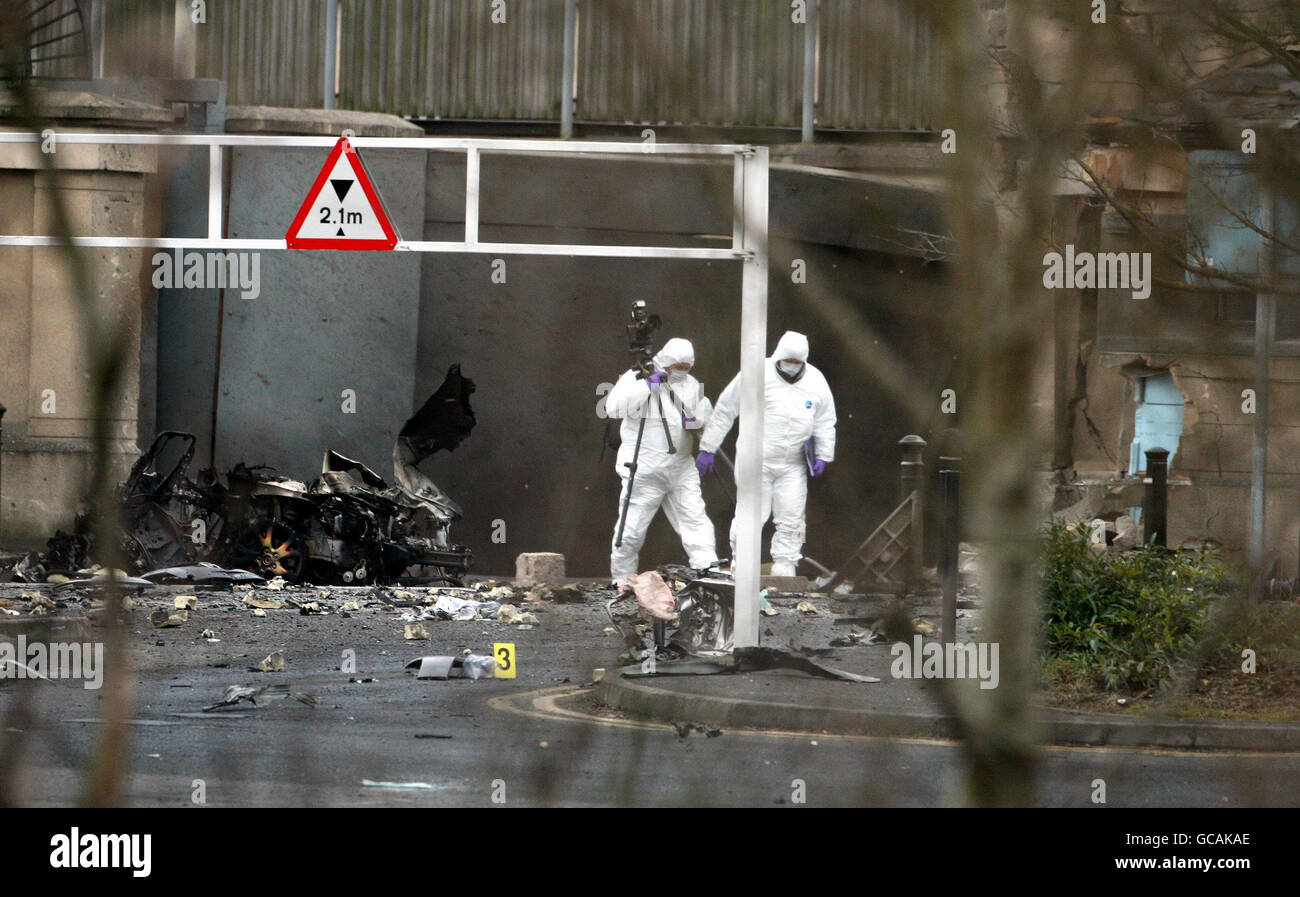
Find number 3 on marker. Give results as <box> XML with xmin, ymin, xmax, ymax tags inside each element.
<box><xmin>494</xmin><ymin>642</ymin><xmax>516</xmax><ymax>679</ymax></box>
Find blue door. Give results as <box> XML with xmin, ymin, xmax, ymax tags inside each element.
<box><xmin>1129</xmin><ymin>372</ymin><xmax>1183</xmax><ymax>475</ymax></box>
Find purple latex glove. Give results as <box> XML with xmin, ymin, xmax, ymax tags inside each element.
<box><xmin>696</xmin><ymin>451</ymin><xmax>715</xmax><ymax>475</ymax></box>
<box><xmin>646</xmin><ymin>370</ymin><xmax>668</xmax><ymax>391</ymax></box>
<box><xmin>811</xmin><ymin>459</ymin><xmax>827</xmax><ymax>477</ymax></box>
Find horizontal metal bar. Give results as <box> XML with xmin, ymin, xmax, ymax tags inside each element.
<box><xmin>397</xmin><ymin>241</ymin><xmax>740</xmax><ymax>259</ymax></box>
<box><xmin>0</xmin><ymin>235</ymin><xmax>743</xmax><ymax>259</ymax></box>
<box><xmin>0</xmin><ymin>131</ymin><xmax>749</xmax><ymax>155</ymax></box>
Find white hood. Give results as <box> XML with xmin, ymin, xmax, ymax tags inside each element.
<box><xmin>654</xmin><ymin>337</ymin><xmax>695</xmax><ymax>370</ymax></box>
<box><xmin>773</xmin><ymin>331</ymin><xmax>809</xmax><ymax>363</ymax></box>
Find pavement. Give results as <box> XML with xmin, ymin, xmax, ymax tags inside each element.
<box><xmin>597</xmin><ymin>590</ymin><xmax>1300</xmax><ymax>753</ymax></box>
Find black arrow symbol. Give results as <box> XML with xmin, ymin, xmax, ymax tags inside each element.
<box><xmin>336</xmin><ymin>227</ymin><xmax>345</xmax><ymax>236</ymax></box>
<box><xmin>330</xmin><ymin>179</ymin><xmax>354</xmax><ymax>201</ymax></box>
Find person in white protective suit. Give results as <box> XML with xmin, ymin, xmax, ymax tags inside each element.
<box><xmin>605</xmin><ymin>337</ymin><xmax>719</xmax><ymax>584</ymax></box>
<box><xmin>696</xmin><ymin>331</ymin><xmax>836</xmax><ymax>577</ymax></box>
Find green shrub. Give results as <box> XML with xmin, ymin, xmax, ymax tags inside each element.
<box><xmin>1039</xmin><ymin>520</ymin><xmax>1226</xmax><ymax>692</ymax></box>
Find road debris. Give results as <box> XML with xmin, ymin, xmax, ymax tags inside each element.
<box><xmin>150</xmin><ymin>608</ymin><xmax>189</xmax><ymax>628</ymax></box>
<box><xmin>202</xmin><ymin>683</ymin><xmax>317</xmax><ymax>711</ymax></box>
<box><xmin>672</xmin><ymin>721</ymin><xmax>723</xmax><ymax>739</ymax></box>
<box><xmin>497</xmin><ymin>604</ymin><xmax>539</xmax><ymax>625</ymax></box>
<box><xmin>257</xmin><ymin>651</ymin><xmax>286</xmax><ymax>672</ymax></box>
<box><xmin>361</xmin><ymin>780</ymin><xmax>435</xmax><ymax>790</ymax></box>
<box><xmin>622</xmin><ymin>570</ymin><xmax>675</xmax><ymax>619</ymax></box>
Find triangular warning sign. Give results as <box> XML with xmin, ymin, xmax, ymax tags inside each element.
<box><xmin>285</xmin><ymin>137</ymin><xmax>400</xmax><ymax>250</ymax></box>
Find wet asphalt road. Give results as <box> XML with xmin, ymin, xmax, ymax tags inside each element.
<box><xmin>1</xmin><ymin>583</ymin><xmax>1297</xmax><ymax>807</ymax></box>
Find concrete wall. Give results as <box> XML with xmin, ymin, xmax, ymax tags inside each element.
<box><xmin>0</xmin><ymin>135</ymin><xmax>157</xmax><ymax>547</ymax></box>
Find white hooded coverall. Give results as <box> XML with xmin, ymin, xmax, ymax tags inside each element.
<box><xmin>698</xmin><ymin>331</ymin><xmax>836</xmax><ymax>577</ymax></box>
<box><xmin>606</xmin><ymin>338</ymin><xmax>718</xmax><ymax>583</ymax></box>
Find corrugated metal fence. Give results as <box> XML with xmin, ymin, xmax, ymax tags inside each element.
<box><xmin>56</xmin><ymin>0</ymin><xmax>940</xmax><ymax>131</ymax></box>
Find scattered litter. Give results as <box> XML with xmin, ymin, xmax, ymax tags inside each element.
<box><xmin>622</xmin><ymin>571</ymin><xmax>675</xmax><ymax>619</ymax></box>
<box><xmin>203</xmin><ymin>683</ymin><xmax>316</xmax><ymax>711</ymax></box>
<box><xmin>912</xmin><ymin>618</ymin><xmax>935</xmax><ymax>634</ymax></box>
<box><xmin>463</xmin><ymin>654</ymin><xmax>495</xmax><ymax>679</ymax></box>
<box><xmin>251</xmin><ymin>608</ymin><xmax>266</xmax><ymax>617</ymax></box>
<box><xmin>142</xmin><ymin>563</ymin><xmax>265</xmax><ymax>586</ymax></box>
<box><xmin>759</xmin><ymin>594</ymin><xmax>779</xmax><ymax>616</ymax></box>
<box><xmin>173</xmin><ymin>596</ymin><xmax>197</xmax><ymax>610</ymax></box>
<box><xmin>24</xmin><ymin>592</ymin><xmax>57</xmax><ymax>613</ymax></box>
<box><xmin>361</xmin><ymin>780</ymin><xmax>434</xmax><ymax>790</ymax></box>
<box><xmin>405</xmin><ymin>653</ymin><xmax>496</xmax><ymax>680</ymax></box>
<box><xmin>592</xmin><ymin>668</ymin><xmax>605</xmax><ymax>682</ymax></box>
<box><xmin>52</xmin><ymin>573</ymin><xmax>154</xmax><ymax>592</ymax></box>
<box><xmin>198</xmin><ymin>628</ymin><xmax>216</xmax><ymax>639</ymax></box>
<box><xmin>150</xmin><ymin>608</ymin><xmax>189</xmax><ymax>628</ymax></box>
<box><xmin>257</xmin><ymin>651</ymin><xmax>286</xmax><ymax>672</ymax></box>
<box><xmin>392</xmin><ymin>589</ymin><xmax>417</xmax><ymax>601</ymax></box>
<box><xmin>295</xmin><ymin>600</ymin><xmax>328</xmax><ymax>615</ymax></box>
<box><xmin>602</xmin><ymin>626</ymin><xmax>618</xmax><ymax>636</ymax></box>
<box><xmin>242</xmin><ymin>595</ymin><xmax>284</xmax><ymax>610</ymax></box>
<box><xmin>265</xmin><ymin>576</ymin><xmax>287</xmax><ymax>591</ymax></box>
<box><xmin>796</xmin><ymin>601</ymin><xmax>818</xmax><ymax>614</ymax></box>
<box><xmin>407</xmin><ymin>655</ymin><xmax>456</xmax><ymax>679</ymax></box>
<box><xmin>404</xmin><ymin>623</ymin><xmax>430</xmax><ymax>640</ymax></box>
<box><xmin>496</xmin><ymin>604</ymin><xmax>539</xmax><ymax>625</ymax></box>
<box><xmin>349</xmin><ymin>677</ymin><xmax>376</xmax><ymax>683</ymax></box>
<box><xmin>672</xmin><ymin>722</ymin><xmax>723</xmax><ymax>739</ymax></box>
<box><xmin>341</xmin><ymin>600</ymin><xmax>360</xmax><ymax>611</ymax></box>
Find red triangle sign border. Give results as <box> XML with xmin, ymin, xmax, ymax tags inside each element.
<box><xmin>285</xmin><ymin>137</ymin><xmax>400</xmax><ymax>250</ymax></box>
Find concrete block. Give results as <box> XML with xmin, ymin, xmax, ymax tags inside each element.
<box><xmin>515</xmin><ymin>552</ymin><xmax>566</xmax><ymax>586</ymax></box>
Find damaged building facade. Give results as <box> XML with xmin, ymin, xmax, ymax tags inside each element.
<box><xmin>1026</xmin><ymin>23</ymin><xmax>1300</xmax><ymax>574</ymax></box>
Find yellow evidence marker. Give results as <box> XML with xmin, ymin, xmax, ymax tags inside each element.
<box><xmin>494</xmin><ymin>642</ymin><xmax>516</xmax><ymax>679</ymax></box>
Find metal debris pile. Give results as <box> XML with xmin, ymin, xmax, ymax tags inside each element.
<box><xmin>3</xmin><ymin>367</ymin><xmax>479</xmax><ymax>588</ymax></box>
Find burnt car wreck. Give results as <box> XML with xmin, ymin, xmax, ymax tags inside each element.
<box><xmin>14</xmin><ymin>367</ymin><xmax>478</xmax><ymax>587</ymax></box>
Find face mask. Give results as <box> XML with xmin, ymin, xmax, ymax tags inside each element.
<box><xmin>668</xmin><ymin>369</ymin><xmax>689</xmax><ymax>383</ymax></box>
<box><xmin>777</xmin><ymin>360</ymin><xmax>805</xmax><ymax>382</ymax></box>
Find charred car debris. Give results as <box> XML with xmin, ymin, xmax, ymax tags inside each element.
<box><xmin>9</xmin><ymin>367</ymin><xmax>478</xmax><ymax>587</ymax></box>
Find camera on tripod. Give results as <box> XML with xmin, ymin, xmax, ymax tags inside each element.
<box><xmin>625</xmin><ymin>300</ymin><xmax>661</xmax><ymax>376</ymax></box>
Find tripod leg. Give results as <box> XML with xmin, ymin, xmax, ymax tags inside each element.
<box><xmin>614</xmin><ymin>411</ymin><xmax>648</xmax><ymax>548</ymax></box>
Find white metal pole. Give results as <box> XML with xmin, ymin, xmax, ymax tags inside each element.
<box><xmin>172</xmin><ymin>0</ymin><xmax>196</xmax><ymax>79</ymax></box>
<box><xmin>465</xmin><ymin>147</ymin><xmax>480</xmax><ymax>244</ymax></box>
<box><xmin>207</xmin><ymin>144</ymin><xmax>223</xmax><ymax>239</ymax></box>
<box><xmin>561</xmin><ymin>0</ymin><xmax>577</xmax><ymax>139</ymax></box>
<box><xmin>734</xmin><ymin>147</ymin><xmax>769</xmax><ymax>648</ymax></box>
<box><xmin>324</xmin><ymin>0</ymin><xmax>339</xmax><ymax>110</ymax></box>
<box><xmin>801</xmin><ymin>0</ymin><xmax>817</xmax><ymax>142</ymax></box>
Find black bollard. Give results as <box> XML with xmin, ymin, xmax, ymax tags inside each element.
<box><xmin>939</xmin><ymin>466</ymin><xmax>960</xmax><ymax>644</ymax></box>
<box><xmin>1143</xmin><ymin>447</ymin><xmax>1169</xmax><ymax>548</ymax></box>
